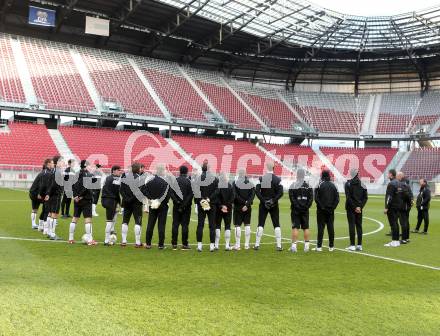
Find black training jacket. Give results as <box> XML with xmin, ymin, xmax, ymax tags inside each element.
<box><xmin>233</xmin><ymin>177</ymin><xmax>255</xmax><ymax>207</ymax></box>
<box><xmin>416</xmin><ymin>186</ymin><xmax>431</xmax><ymax>210</ymax></box>
<box><xmin>143</xmin><ymin>175</ymin><xmax>170</xmax><ymax>206</ymax></box>
<box><xmin>344</xmin><ymin>176</ymin><xmax>368</xmax><ymax>211</ymax></box>
<box><xmin>255</xmin><ymin>173</ymin><xmax>283</xmax><ymax>204</ymax></box>
<box><xmin>289</xmin><ymin>180</ymin><xmax>313</xmax><ymax>212</ymax></box>
<box><xmin>193</xmin><ymin>171</ymin><xmax>219</xmax><ymax>204</ymax></box>
<box><xmin>315</xmin><ymin>179</ymin><xmax>339</xmax><ymax>212</ymax></box>
<box><xmin>385</xmin><ymin>178</ymin><xmax>404</xmax><ymax>210</ymax></box>
<box><xmin>101</xmin><ymin>174</ymin><xmax>121</xmax><ymax>204</ymax></box>
<box><xmin>29</xmin><ymin>169</ymin><xmax>46</xmax><ymax>199</ymax></box>
<box><xmin>120</xmin><ymin>172</ymin><xmax>143</xmax><ymax>205</ymax></box>
<box><xmin>170</xmin><ymin>174</ymin><xmax>193</xmax><ymax>209</ymax></box>
<box><xmin>214</xmin><ymin>182</ymin><xmax>235</xmax><ymax>211</ymax></box>
<box><xmin>72</xmin><ymin>169</ymin><xmax>94</xmax><ymax>201</ymax></box>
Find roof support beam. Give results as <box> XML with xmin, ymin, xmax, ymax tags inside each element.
<box><xmin>188</xmin><ymin>0</ymin><xmax>278</xmax><ymax>64</ymax></box>
<box><xmin>391</xmin><ymin>19</ymin><xmax>429</xmax><ymax>92</ymax></box>
<box><xmin>354</xmin><ymin>20</ymin><xmax>368</xmax><ymax>96</ymax></box>
<box><xmin>147</xmin><ymin>0</ymin><xmax>209</xmax><ymax>54</ymax></box>
<box><xmin>285</xmin><ymin>18</ymin><xmax>345</xmax><ymax>91</ymax></box>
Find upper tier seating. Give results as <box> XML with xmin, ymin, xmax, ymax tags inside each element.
<box><xmin>185</xmin><ymin>68</ymin><xmax>262</xmax><ymax>130</ymax></box>
<box><xmin>285</xmin><ymin>92</ymin><xmax>368</xmax><ymax>134</ymax></box>
<box><xmin>0</xmin><ymin>35</ymin><xmax>25</xmax><ymax>104</ymax></box>
<box><xmin>20</xmin><ymin>37</ymin><xmax>94</xmax><ymax>112</ymax></box>
<box><xmin>401</xmin><ymin>148</ymin><xmax>440</xmax><ymax>181</ymax></box>
<box><xmin>0</xmin><ymin>122</ymin><xmax>58</xmax><ymax>166</ymax></box>
<box><xmin>376</xmin><ymin>93</ymin><xmax>420</xmax><ymax>134</ymax></box>
<box><xmin>320</xmin><ymin>147</ymin><xmax>397</xmax><ymax>182</ymax></box>
<box><xmin>59</xmin><ymin>126</ymin><xmax>186</xmax><ymax>171</ymax></box>
<box><xmin>78</xmin><ymin>48</ymin><xmax>163</xmax><ymax>118</ymax></box>
<box><xmin>172</xmin><ymin>135</ymin><xmax>281</xmax><ymax>175</ymax></box>
<box><xmin>408</xmin><ymin>91</ymin><xmax>440</xmax><ymax>134</ymax></box>
<box><xmin>137</xmin><ymin>58</ymin><xmax>209</xmax><ymax>122</ymax></box>
<box><xmin>231</xmin><ymin>82</ymin><xmax>300</xmax><ymax>131</ymax></box>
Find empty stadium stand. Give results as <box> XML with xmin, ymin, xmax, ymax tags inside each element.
<box><xmin>409</xmin><ymin>91</ymin><xmax>440</xmax><ymax>133</ymax></box>
<box><xmin>172</xmin><ymin>135</ymin><xmax>279</xmax><ymax>175</ymax></box>
<box><xmin>19</xmin><ymin>37</ymin><xmax>94</xmax><ymax>112</ymax></box>
<box><xmin>231</xmin><ymin>83</ymin><xmax>300</xmax><ymax>131</ymax></box>
<box><xmin>185</xmin><ymin>68</ymin><xmax>263</xmax><ymax>130</ymax></box>
<box><xmin>138</xmin><ymin>58</ymin><xmax>209</xmax><ymax>123</ymax></box>
<box><xmin>0</xmin><ymin>122</ymin><xmax>58</xmax><ymax>166</ymax></box>
<box><xmin>0</xmin><ymin>35</ymin><xmax>26</xmax><ymax>104</ymax></box>
<box><xmin>59</xmin><ymin>126</ymin><xmax>187</xmax><ymax>171</ymax></box>
<box><xmin>320</xmin><ymin>147</ymin><xmax>397</xmax><ymax>181</ymax></box>
<box><xmin>286</xmin><ymin>92</ymin><xmax>368</xmax><ymax>134</ymax></box>
<box><xmin>376</xmin><ymin>93</ymin><xmax>420</xmax><ymax>134</ymax></box>
<box><xmin>78</xmin><ymin>48</ymin><xmax>164</xmax><ymax>118</ymax></box>
<box><xmin>401</xmin><ymin>148</ymin><xmax>440</xmax><ymax>181</ymax></box>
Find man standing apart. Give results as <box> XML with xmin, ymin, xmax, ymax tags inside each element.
<box><xmin>413</xmin><ymin>179</ymin><xmax>431</xmax><ymax>234</ymax></box>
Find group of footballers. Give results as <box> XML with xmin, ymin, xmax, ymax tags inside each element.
<box><xmin>29</xmin><ymin>155</ymin><xmax>432</xmax><ymax>252</ymax></box>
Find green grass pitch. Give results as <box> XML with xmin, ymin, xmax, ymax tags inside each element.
<box><xmin>0</xmin><ymin>187</ymin><xmax>439</xmax><ymax>335</ymax></box>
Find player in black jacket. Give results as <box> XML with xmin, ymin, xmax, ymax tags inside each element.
<box><xmin>29</xmin><ymin>159</ymin><xmax>52</xmax><ymax>230</ymax></box>
<box><xmin>288</xmin><ymin>169</ymin><xmax>313</xmax><ymax>253</ymax></box>
<box><xmin>254</xmin><ymin>162</ymin><xmax>284</xmax><ymax>251</ymax></box>
<box><xmin>38</xmin><ymin>158</ymin><xmax>55</xmax><ymax>235</ymax></box>
<box><xmin>45</xmin><ymin>155</ymin><xmax>65</xmax><ymax>240</ymax></box>
<box><xmin>69</xmin><ymin>160</ymin><xmax>97</xmax><ymax>245</ymax></box>
<box><xmin>193</xmin><ymin>160</ymin><xmax>218</xmax><ymax>252</ymax></box>
<box><xmin>414</xmin><ymin>179</ymin><xmax>431</xmax><ymax>234</ymax></box>
<box><xmin>233</xmin><ymin>169</ymin><xmax>255</xmax><ymax>250</ymax></box>
<box><xmin>214</xmin><ymin>173</ymin><xmax>235</xmax><ymax>251</ymax></box>
<box><xmin>398</xmin><ymin>172</ymin><xmax>413</xmax><ymax>243</ymax></box>
<box><xmin>143</xmin><ymin>165</ymin><xmax>171</xmax><ymax>249</ymax></box>
<box><xmin>120</xmin><ymin>162</ymin><xmax>145</xmax><ymax>247</ymax></box>
<box><xmin>344</xmin><ymin>169</ymin><xmax>368</xmax><ymax>251</ymax></box>
<box><xmin>102</xmin><ymin>165</ymin><xmax>123</xmax><ymax>245</ymax></box>
<box><xmin>384</xmin><ymin>169</ymin><xmax>404</xmax><ymax>247</ymax></box>
<box><xmin>61</xmin><ymin>159</ymin><xmax>75</xmax><ymax>218</ymax></box>
<box><xmin>92</xmin><ymin>164</ymin><xmax>103</xmax><ymax>217</ymax></box>
<box><xmin>170</xmin><ymin>165</ymin><xmax>193</xmax><ymax>250</ymax></box>
<box><xmin>314</xmin><ymin>170</ymin><xmax>339</xmax><ymax>251</ymax></box>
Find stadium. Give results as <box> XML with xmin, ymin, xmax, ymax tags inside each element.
<box><xmin>0</xmin><ymin>0</ymin><xmax>439</xmax><ymax>335</ymax></box>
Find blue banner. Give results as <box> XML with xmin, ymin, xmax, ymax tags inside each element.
<box><xmin>28</xmin><ymin>6</ymin><xmax>56</xmax><ymax>27</ymax></box>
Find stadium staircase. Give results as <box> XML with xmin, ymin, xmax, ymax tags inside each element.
<box><xmin>360</xmin><ymin>95</ymin><xmax>376</xmax><ymax>135</ymax></box>
<box><xmin>430</xmin><ymin>117</ymin><xmax>440</xmax><ymax>136</ymax></box>
<box><xmin>367</xmin><ymin>94</ymin><xmax>382</xmax><ymax>135</ymax></box>
<box><xmin>9</xmin><ymin>37</ymin><xmax>37</xmax><ymax>105</ymax></box>
<box><xmin>177</xmin><ymin>67</ymin><xmax>226</xmax><ymax>123</ymax></box>
<box><xmin>312</xmin><ymin>147</ymin><xmax>345</xmax><ymax>182</ymax></box>
<box><xmin>221</xmin><ymin>79</ymin><xmax>268</xmax><ymax>131</ymax></box>
<box><xmin>47</xmin><ymin>128</ymin><xmax>75</xmax><ymax>161</ymax></box>
<box><xmin>69</xmin><ymin>48</ymin><xmax>101</xmax><ymax>111</ymax></box>
<box><xmin>256</xmin><ymin>143</ymin><xmax>295</xmax><ymax>173</ymax></box>
<box><xmin>275</xmin><ymin>91</ymin><xmax>310</xmax><ymax>130</ymax></box>
<box><xmin>163</xmin><ymin>138</ymin><xmax>201</xmax><ymax>170</ymax></box>
<box><xmin>128</xmin><ymin>58</ymin><xmax>171</xmax><ymax>120</ymax></box>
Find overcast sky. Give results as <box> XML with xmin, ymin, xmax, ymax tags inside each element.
<box><xmin>309</xmin><ymin>0</ymin><xmax>440</xmax><ymax>16</ymax></box>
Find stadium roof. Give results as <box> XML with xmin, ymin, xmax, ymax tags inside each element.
<box><xmin>2</xmin><ymin>0</ymin><xmax>440</xmax><ymax>93</ymax></box>
<box><xmin>158</xmin><ymin>0</ymin><xmax>440</xmax><ymax>51</ymax></box>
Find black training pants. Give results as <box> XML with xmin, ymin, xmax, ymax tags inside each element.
<box><xmin>61</xmin><ymin>192</ymin><xmax>71</xmax><ymax>216</ymax></box>
<box><xmin>123</xmin><ymin>201</ymin><xmax>143</xmax><ymax>226</ymax></box>
<box><xmin>196</xmin><ymin>204</ymin><xmax>216</xmax><ymax>244</ymax></box>
<box><xmin>387</xmin><ymin>209</ymin><xmax>402</xmax><ymax>241</ymax></box>
<box><xmin>216</xmin><ymin>208</ymin><xmax>232</xmax><ymax>231</ymax></box>
<box><xmin>347</xmin><ymin>210</ymin><xmax>363</xmax><ymax>246</ymax></box>
<box><xmin>317</xmin><ymin>209</ymin><xmax>335</xmax><ymax>248</ymax></box>
<box><xmin>145</xmin><ymin>205</ymin><xmax>168</xmax><ymax>247</ymax></box>
<box><xmin>416</xmin><ymin>208</ymin><xmax>429</xmax><ymax>233</ymax></box>
<box><xmin>171</xmin><ymin>206</ymin><xmax>191</xmax><ymax>246</ymax></box>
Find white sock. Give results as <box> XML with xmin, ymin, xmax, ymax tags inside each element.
<box><xmin>52</xmin><ymin>218</ymin><xmax>57</xmax><ymax>237</ymax></box>
<box><xmin>92</xmin><ymin>204</ymin><xmax>97</xmax><ymax>214</ymax></box>
<box><xmin>43</xmin><ymin>220</ymin><xmax>48</xmax><ymax>235</ymax></box>
<box><xmin>105</xmin><ymin>221</ymin><xmax>112</xmax><ymax>243</ymax></box>
<box><xmin>111</xmin><ymin>213</ymin><xmax>118</xmax><ymax>232</ymax></box>
<box><xmin>194</xmin><ymin>204</ymin><xmax>198</xmax><ymax>214</ymax></box>
<box><xmin>31</xmin><ymin>212</ymin><xmax>36</xmax><ymax>227</ymax></box>
<box><xmin>255</xmin><ymin>226</ymin><xmax>264</xmax><ymax>246</ymax></box>
<box><xmin>225</xmin><ymin>229</ymin><xmax>231</xmax><ymax>248</ymax></box>
<box><xmin>69</xmin><ymin>222</ymin><xmax>76</xmax><ymax>241</ymax></box>
<box><xmin>245</xmin><ymin>226</ymin><xmax>251</xmax><ymax>247</ymax></box>
<box><xmin>38</xmin><ymin>219</ymin><xmax>44</xmax><ymax>230</ymax></box>
<box><xmin>121</xmin><ymin>223</ymin><xmax>128</xmax><ymax>243</ymax></box>
<box><xmin>275</xmin><ymin>227</ymin><xmax>282</xmax><ymax>248</ymax></box>
<box><xmin>235</xmin><ymin>227</ymin><xmax>241</xmax><ymax>247</ymax></box>
<box><xmin>85</xmin><ymin>223</ymin><xmax>92</xmax><ymax>241</ymax></box>
<box><xmin>215</xmin><ymin>229</ymin><xmax>220</xmax><ymax>248</ymax></box>
<box><xmin>46</xmin><ymin>217</ymin><xmax>53</xmax><ymax>237</ymax></box>
<box><xmin>197</xmin><ymin>242</ymin><xmax>202</xmax><ymax>250</ymax></box>
<box><xmin>304</xmin><ymin>241</ymin><xmax>310</xmax><ymax>251</ymax></box>
<box><xmin>209</xmin><ymin>243</ymin><xmax>215</xmax><ymax>251</ymax></box>
<box><xmin>291</xmin><ymin>242</ymin><xmax>297</xmax><ymax>248</ymax></box>
<box><xmin>134</xmin><ymin>225</ymin><xmax>141</xmax><ymax>246</ymax></box>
